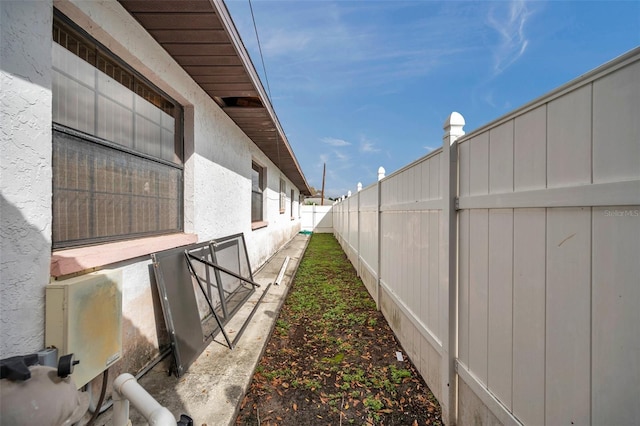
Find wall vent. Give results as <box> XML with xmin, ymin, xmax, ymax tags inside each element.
<box><xmin>45</xmin><ymin>269</ymin><xmax>122</xmax><ymax>388</ymax></box>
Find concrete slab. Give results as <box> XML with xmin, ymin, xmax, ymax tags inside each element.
<box><xmin>94</xmin><ymin>233</ymin><xmax>310</xmax><ymax>425</ymax></box>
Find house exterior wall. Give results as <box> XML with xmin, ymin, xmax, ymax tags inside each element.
<box><xmin>0</xmin><ymin>0</ymin><xmax>53</xmax><ymax>358</ymax></box>
<box><xmin>0</xmin><ymin>0</ymin><xmax>303</xmax><ymax>385</ymax></box>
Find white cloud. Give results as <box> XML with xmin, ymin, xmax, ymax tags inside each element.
<box><xmin>263</xmin><ymin>29</ymin><xmax>311</xmax><ymax>56</ymax></box>
<box><xmin>334</xmin><ymin>150</ymin><xmax>349</xmax><ymax>162</ymax></box>
<box><xmin>487</xmin><ymin>0</ymin><xmax>532</xmax><ymax>75</ymax></box>
<box><xmin>360</xmin><ymin>138</ymin><xmax>380</xmax><ymax>153</ymax></box>
<box><xmin>322</xmin><ymin>137</ymin><xmax>351</xmax><ymax>147</ymax></box>
<box><xmin>239</xmin><ymin>1</ymin><xmax>488</xmax><ymax>96</ymax></box>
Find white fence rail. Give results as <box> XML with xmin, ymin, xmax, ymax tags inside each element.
<box><xmin>332</xmin><ymin>48</ymin><xmax>640</xmax><ymax>425</ymax></box>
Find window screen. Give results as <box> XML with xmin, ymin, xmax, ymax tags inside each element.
<box><xmin>52</xmin><ymin>13</ymin><xmax>183</xmax><ymax>248</ymax></box>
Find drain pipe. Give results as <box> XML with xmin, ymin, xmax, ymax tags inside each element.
<box><xmin>112</xmin><ymin>373</ymin><xmax>175</xmax><ymax>426</ymax></box>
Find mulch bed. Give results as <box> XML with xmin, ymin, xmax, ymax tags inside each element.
<box><xmin>235</xmin><ymin>234</ymin><xmax>442</xmax><ymax>426</ymax></box>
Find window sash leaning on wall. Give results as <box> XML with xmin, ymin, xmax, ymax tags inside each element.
<box><xmin>51</xmin><ymin>13</ymin><xmax>183</xmax><ymax>249</ymax></box>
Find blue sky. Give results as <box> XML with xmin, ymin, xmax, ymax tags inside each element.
<box><xmin>225</xmin><ymin>0</ymin><xmax>640</xmax><ymax>198</ymax></box>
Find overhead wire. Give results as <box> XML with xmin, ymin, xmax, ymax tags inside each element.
<box><xmin>247</xmin><ymin>0</ymin><xmax>282</xmax><ymax>170</ymax></box>
<box><xmin>248</xmin><ymin>0</ymin><xmax>271</xmax><ymax>99</ymax></box>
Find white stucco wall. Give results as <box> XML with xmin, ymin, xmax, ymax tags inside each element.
<box><xmin>1</xmin><ymin>0</ymin><xmax>303</xmax><ymax>370</ymax></box>
<box><xmin>0</xmin><ymin>0</ymin><xmax>53</xmax><ymax>357</ymax></box>
<box><xmin>57</xmin><ymin>0</ymin><xmax>301</xmax><ymax>269</ymax></box>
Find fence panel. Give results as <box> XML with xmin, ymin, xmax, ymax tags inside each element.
<box><xmin>379</xmin><ymin>151</ymin><xmax>444</xmax><ymax>339</ymax></box>
<box><xmin>347</xmin><ymin>194</ymin><xmax>359</xmax><ymax>265</ymax></box>
<box><xmin>301</xmin><ymin>205</ymin><xmax>333</xmax><ymax>233</ymax></box>
<box><xmin>457</xmin><ymin>51</ymin><xmax>640</xmax><ymax>425</ymax></box>
<box><xmin>357</xmin><ymin>185</ymin><xmax>379</xmax><ymax>298</ymax></box>
<box><xmin>331</xmin><ymin>48</ymin><xmax>639</xmax><ymax>425</ymax></box>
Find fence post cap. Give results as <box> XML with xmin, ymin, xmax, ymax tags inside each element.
<box><xmin>443</xmin><ymin>111</ymin><xmax>465</xmax><ymax>128</ymax></box>
<box><xmin>443</xmin><ymin>112</ymin><xmax>465</xmax><ymax>144</ymax></box>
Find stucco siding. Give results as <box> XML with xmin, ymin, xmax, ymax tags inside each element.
<box><xmin>0</xmin><ymin>0</ymin><xmax>54</xmax><ymax>357</ymax></box>
<box><xmin>0</xmin><ymin>0</ymin><xmax>304</xmax><ymax>381</ymax></box>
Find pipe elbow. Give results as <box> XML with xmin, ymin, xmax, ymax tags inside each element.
<box><xmin>148</xmin><ymin>407</ymin><xmax>176</xmax><ymax>425</ymax></box>
<box><xmin>113</xmin><ymin>373</ymin><xmax>136</xmax><ymax>397</ymax></box>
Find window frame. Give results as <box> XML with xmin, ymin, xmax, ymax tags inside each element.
<box><xmin>279</xmin><ymin>178</ymin><xmax>286</xmax><ymax>214</ymax></box>
<box><xmin>251</xmin><ymin>161</ymin><xmax>266</xmax><ymax>224</ymax></box>
<box><xmin>290</xmin><ymin>189</ymin><xmax>295</xmax><ymax>220</ymax></box>
<box><xmin>51</xmin><ymin>11</ymin><xmax>184</xmax><ymax>249</ymax></box>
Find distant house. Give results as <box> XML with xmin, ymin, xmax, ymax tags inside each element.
<box><xmin>0</xmin><ymin>0</ymin><xmax>310</xmax><ymax>381</ymax></box>
<box><xmin>304</xmin><ymin>197</ymin><xmax>333</xmax><ymax>206</ymax></box>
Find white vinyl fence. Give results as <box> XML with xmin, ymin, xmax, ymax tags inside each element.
<box><xmin>333</xmin><ymin>48</ymin><xmax>640</xmax><ymax>426</ymax></box>
<box><xmin>301</xmin><ymin>204</ymin><xmax>333</xmax><ymax>233</ymax></box>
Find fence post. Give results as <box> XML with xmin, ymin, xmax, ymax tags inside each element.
<box><xmin>442</xmin><ymin>112</ymin><xmax>465</xmax><ymax>425</ymax></box>
<box><xmin>375</xmin><ymin>167</ymin><xmax>384</xmax><ymax>310</ymax></box>
<box><xmin>357</xmin><ymin>186</ymin><xmax>361</xmax><ymax>277</ymax></box>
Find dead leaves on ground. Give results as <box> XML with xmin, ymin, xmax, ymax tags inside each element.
<box><xmin>235</xmin><ymin>235</ymin><xmax>442</xmax><ymax>425</ymax></box>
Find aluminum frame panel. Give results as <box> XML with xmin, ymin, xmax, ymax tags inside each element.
<box><xmin>152</xmin><ymin>242</ymin><xmax>209</xmax><ymax>377</ymax></box>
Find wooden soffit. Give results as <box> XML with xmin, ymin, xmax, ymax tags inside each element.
<box><xmin>117</xmin><ymin>0</ymin><xmax>311</xmax><ymax>195</ymax></box>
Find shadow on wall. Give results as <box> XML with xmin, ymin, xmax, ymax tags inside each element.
<box><xmin>0</xmin><ymin>194</ymin><xmax>50</xmax><ymax>357</ymax></box>
<box><xmin>79</xmin><ymin>314</ymin><xmax>189</xmax><ymax>426</ymax></box>
<box><xmin>86</xmin><ymin>263</ymin><xmax>178</xmax><ymax>424</ymax></box>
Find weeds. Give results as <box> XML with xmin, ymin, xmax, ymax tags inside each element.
<box><xmin>236</xmin><ymin>234</ymin><xmax>442</xmax><ymax>425</ymax></box>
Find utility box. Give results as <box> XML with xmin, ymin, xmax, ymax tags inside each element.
<box><xmin>46</xmin><ymin>270</ymin><xmax>123</xmax><ymax>388</ymax></box>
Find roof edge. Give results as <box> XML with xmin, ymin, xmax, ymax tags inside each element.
<box><xmin>210</xmin><ymin>0</ymin><xmax>311</xmax><ymax>195</ymax></box>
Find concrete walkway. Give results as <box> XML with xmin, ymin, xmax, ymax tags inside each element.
<box><xmin>96</xmin><ymin>233</ymin><xmax>310</xmax><ymax>425</ymax></box>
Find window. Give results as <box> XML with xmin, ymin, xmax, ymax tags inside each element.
<box><xmin>251</xmin><ymin>162</ymin><xmax>265</xmax><ymax>222</ymax></box>
<box><xmin>279</xmin><ymin>178</ymin><xmax>286</xmax><ymax>214</ymax></box>
<box><xmin>290</xmin><ymin>189</ymin><xmax>295</xmax><ymax>219</ymax></box>
<box><xmin>52</xmin><ymin>13</ymin><xmax>183</xmax><ymax>248</ymax></box>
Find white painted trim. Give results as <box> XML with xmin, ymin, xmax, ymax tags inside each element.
<box><xmin>379</xmin><ymin>279</ymin><xmax>444</xmax><ymax>355</ymax></box>
<box><xmin>458</xmin><ymin>180</ymin><xmax>640</xmax><ymax>210</ymax></box>
<box><xmin>456</xmin><ymin>360</ymin><xmax>524</xmax><ymax>426</ymax></box>
<box><xmin>380</xmin><ymin>199</ymin><xmax>444</xmax><ymax>212</ymax></box>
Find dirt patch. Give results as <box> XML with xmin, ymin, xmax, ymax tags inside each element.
<box><xmin>235</xmin><ymin>234</ymin><xmax>442</xmax><ymax>425</ymax></box>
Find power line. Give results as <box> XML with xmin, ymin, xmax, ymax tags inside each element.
<box><xmin>248</xmin><ymin>0</ymin><xmax>272</xmax><ymax>99</ymax></box>
<box><xmin>247</xmin><ymin>0</ymin><xmax>281</xmax><ymax>169</ymax></box>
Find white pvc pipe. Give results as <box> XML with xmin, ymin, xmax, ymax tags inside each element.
<box><xmin>275</xmin><ymin>256</ymin><xmax>290</xmax><ymax>285</ymax></box>
<box><xmin>111</xmin><ymin>387</ymin><xmax>130</xmax><ymax>426</ymax></box>
<box><xmin>112</xmin><ymin>373</ymin><xmax>176</xmax><ymax>426</ymax></box>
